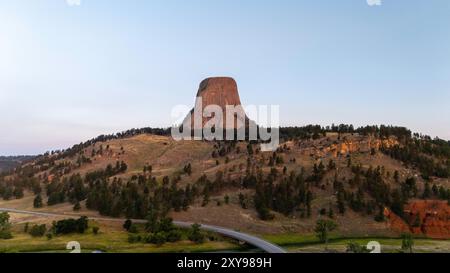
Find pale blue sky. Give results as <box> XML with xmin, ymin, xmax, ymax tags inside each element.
<box><xmin>0</xmin><ymin>0</ymin><xmax>449</xmax><ymax>155</ymax></box>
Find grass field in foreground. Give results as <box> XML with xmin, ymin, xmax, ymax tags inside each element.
<box><xmin>262</xmin><ymin>233</ymin><xmax>450</xmax><ymax>253</ymax></box>
<box><xmin>1</xmin><ymin>221</ymin><xmax>244</xmax><ymax>253</ymax></box>
<box><xmin>3</xmin><ymin>217</ymin><xmax>449</xmax><ymax>253</ymax></box>
<box><xmin>0</xmin><ymin>233</ymin><xmax>244</xmax><ymax>253</ymax></box>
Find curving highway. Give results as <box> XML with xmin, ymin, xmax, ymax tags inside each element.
<box><xmin>0</xmin><ymin>207</ymin><xmax>286</xmax><ymax>253</ymax></box>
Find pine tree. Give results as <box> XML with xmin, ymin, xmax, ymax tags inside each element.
<box><xmin>401</xmin><ymin>233</ymin><xmax>414</xmax><ymax>253</ymax></box>
<box><xmin>328</xmin><ymin>204</ymin><xmax>334</xmax><ymax>219</ymax></box>
<box><xmin>314</xmin><ymin>219</ymin><xmax>338</xmax><ymax>251</ymax></box>
<box><xmin>306</xmin><ymin>191</ymin><xmax>313</xmax><ymax>217</ymax></box>
<box><xmin>394</xmin><ymin>171</ymin><xmax>400</xmax><ymax>183</ymax></box>
<box><xmin>73</xmin><ymin>201</ymin><xmax>81</xmax><ymax>211</ymax></box>
<box><xmin>423</xmin><ymin>182</ymin><xmax>432</xmax><ymax>199</ymax></box>
<box><xmin>33</xmin><ymin>194</ymin><xmax>43</xmax><ymax>208</ymax></box>
<box><xmin>337</xmin><ymin>190</ymin><xmax>346</xmax><ymax>215</ymax></box>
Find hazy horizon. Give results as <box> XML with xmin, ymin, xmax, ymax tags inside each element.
<box><xmin>1</xmin><ymin>0</ymin><xmax>449</xmax><ymax>155</ymax></box>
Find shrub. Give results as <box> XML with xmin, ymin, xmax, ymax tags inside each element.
<box><xmin>24</xmin><ymin>223</ymin><xmax>29</xmax><ymax>233</ymax></box>
<box><xmin>346</xmin><ymin>242</ymin><xmax>370</xmax><ymax>253</ymax></box>
<box><xmin>123</xmin><ymin>219</ymin><xmax>132</xmax><ymax>231</ymax></box>
<box><xmin>401</xmin><ymin>233</ymin><xmax>414</xmax><ymax>253</ymax></box>
<box><xmin>0</xmin><ymin>212</ymin><xmax>12</xmax><ymax>240</ymax></box>
<box><xmin>29</xmin><ymin>224</ymin><xmax>47</xmax><ymax>237</ymax></box>
<box><xmin>0</xmin><ymin>230</ymin><xmax>12</xmax><ymax>240</ymax></box>
<box><xmin>53</xmin><ymin>216</ymin><xmax>89</xmax><ymax>235</ymax></box>
<box><xmin>256</xmin><ymin>206</ymin><xmax>274</xmax><ymax>221</ymax></box>
<box><xmin>157</xmin><ymin>217</ymin><xmax>175</xmax><ymax>233</ymax></box>
<box><xmin>149</xmin><ymin>232</ymin><xmax>167</xmax><ymax>246</ymax></box>
<box><xmin>166</xmin><ymin>229</ymin><xmax>182</xmax><ymax>243</ymax></box>
<box><xmin>128</xmin><ymin>233</ymin><xmax>141</xmax><ymax>243</ymax></box>
<box><xmin>128</xmin><ymin>224</ymin><xmax>138</xmax><ymax>234</ymax></box>
<box><xmin>92</xmin><ymin>226</ymin><xmax>100</xmax><ymax>235</ymax></box>
<box><xmin>33</xmin><ymin>194</ymin><xmax>43</xmax><ymax>208</ymax></box>
<box><xmin>73</xmin><ymin>202</ymin><xmax>81</xmax><ymax>211</ymax></box>
<box><xmin>188</xmin><ymin>223</ymin><xmax>205</xmax><ymax>244</ymax></box>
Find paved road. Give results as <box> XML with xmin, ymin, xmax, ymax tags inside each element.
<box><xmin>0</xmin><ymin>207</ymin><xmax>286</xmax><ymax>253</ymax></box>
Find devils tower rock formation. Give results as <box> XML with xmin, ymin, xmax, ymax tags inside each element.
<box><xmin>197</xmin><ymin>77</ymin><xmax>243</xmax><ymax>109</ymax></box>
<box><xmin>183</xmin><ymin>77</ymin><xmax>254</xmax><ymax>131</ymax></box>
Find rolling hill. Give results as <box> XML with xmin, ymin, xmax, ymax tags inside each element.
<box><xmin>1</xmin><ymin>125</ymin><xmax>449</xmax><ymax>239</ymax></box>
<box><xmin>0</xmin><ymin>156</ymin><xmax>35</xmax><ymax>173</ymax></box>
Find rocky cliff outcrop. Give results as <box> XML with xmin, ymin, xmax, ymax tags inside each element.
<box><xmin>298</xmin><ymin>135</ymin><xmax>399</xmax><ymax>158</ymax></box>
<box><xmin>386</xmin><ymin>200</ymin><xmax>450</xmax><ymax>239</ymax></box>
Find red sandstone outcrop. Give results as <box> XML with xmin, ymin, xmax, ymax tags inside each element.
<box><xmin>384</xmin><ymin>208</ymin><xmax>411</xmax><ymax>234</ymax></box>
<box><xmin>385</xmin><ymin>200</ymin><xmax>450</xmax><ymax>239</ymax></box>
<box><xmin>298</xmin><ymin>135</ymin><xmax>399</xmax><ymax>158</ymax></box>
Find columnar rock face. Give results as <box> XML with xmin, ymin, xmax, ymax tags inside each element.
<box><xmin>197</xmin><ymin>77</ymin><xmax>243</xmax><ymax>109</ymax></box>
<box><xmin>184</xmin><ymin>77</ymin><xmax>252</xmax><ymax>130</ymax></box>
